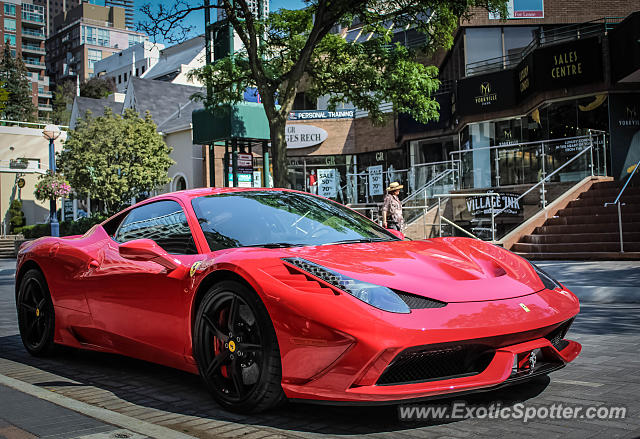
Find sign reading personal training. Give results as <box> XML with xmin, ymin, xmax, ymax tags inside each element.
<box><xmin>285</xmin><ymin>124</ymin><xmax>328</xmax><ymax>149</ymax></box>
<box><xmin>466</xmin><ymin>192</ymin><xmax>523</xmax><ymax>217</ymax></box>
<box><xmin>457</xmin><ymin>70</ymin><xmax>516</xmax><ymax>116</ymax></box>
<box><xmin>533</xmin><ymin>37</ymin><xmax>603</xmax><ymax>91</ymax></box>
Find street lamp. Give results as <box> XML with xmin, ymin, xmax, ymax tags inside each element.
<box><xmin>42</xmin><ymin>124</ymin><xmax>61</xmax><ymax>237</ymax></box>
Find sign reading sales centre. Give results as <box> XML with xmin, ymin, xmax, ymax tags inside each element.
<box><xmin>285</xmin><ymin>124</ymin><xmax>328</xmax><ymax>149</ymax></box>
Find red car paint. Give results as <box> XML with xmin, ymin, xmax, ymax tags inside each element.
<box><xmin>16</xmin><ymin>187</ymin><xmax>581</xmax><ymax>404</ymax></box>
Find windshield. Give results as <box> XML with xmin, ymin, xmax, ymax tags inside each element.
<box><xmin>191</xmin><ymin>191</ymin><xmax>398</xmax><ymax>250</ymax></box>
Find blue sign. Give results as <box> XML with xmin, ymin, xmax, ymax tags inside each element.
<box><xmin>288</xmin><ymin>109</ymin><xmax>355</xmax><ymax>120</ymax></box>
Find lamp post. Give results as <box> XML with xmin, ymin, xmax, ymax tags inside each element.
<box><xmin>42</xmin><ymin>124</ymin><xmax>61</xmax><ymax>237</ymax></box>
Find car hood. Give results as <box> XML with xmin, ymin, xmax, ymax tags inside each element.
<box><xmin>275</xmin><ymin>237</ymin><xmax>544</xmax><ymax>303</ymax></box>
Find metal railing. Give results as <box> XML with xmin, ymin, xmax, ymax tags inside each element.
<box><xmin>604</xmin><ymin>158</ymin><xmax>640</xmax><ymax>253</ymax></box>
<box><xmin>464</xmin><ymin>17</ymin><xmax>624</xmax><ymax>77</ymax></box>
<box><xmin>434</xmin><ymin>193</ymin><xmax>501</xmax><ymax>242</ymax></box>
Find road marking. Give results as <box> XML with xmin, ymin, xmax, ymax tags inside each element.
<box><xmin>554</xmin><ymin>379</ymin><xmax>604</xmax><ymax>387</ymax></box>
<box><xmin>0</xmin><ymin>374</ymin><xmax>195</xmax><ymax>439</ymax></box>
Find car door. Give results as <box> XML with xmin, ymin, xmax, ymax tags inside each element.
<box><xmin>85</xmin><ymin>199</ymin><xmax>202</xmax><ymax>365</ymax></box>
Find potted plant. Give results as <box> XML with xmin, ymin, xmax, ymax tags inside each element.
<box><xmin>34</xmin><ymin>171</ymin><xmax>72</xmax><ymax>202</ymax></box>
<box><xmin>9</xmin><ymin>157</ymin><xmax>29</xmax><ymax>169</ymax></box>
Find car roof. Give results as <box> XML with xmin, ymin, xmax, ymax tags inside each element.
<box><xmin>146</xmin><ymin>187</ymin><xmax>295</xmax><ymax>203</ymax></box>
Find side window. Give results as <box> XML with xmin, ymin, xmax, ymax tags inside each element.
<box><xmin>114</xmin><ymin>200</ymin><xmax>198</xmax><ymax>255</ymax></box>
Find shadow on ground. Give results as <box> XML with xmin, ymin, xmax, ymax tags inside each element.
<box><xmin>0</xmin><ymin>334</ymin><xmax>551</xmax><ymax>435</ymax></box>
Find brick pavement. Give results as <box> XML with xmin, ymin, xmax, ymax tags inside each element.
<box><xmin>0</xmin><ymin>259</ymin><xmax>639</xmax><ymax>438</ymax></box>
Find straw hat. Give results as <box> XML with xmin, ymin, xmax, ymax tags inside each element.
<box><xmin>386</xmin><ymin>181</ymin><xmax>403</xmax><ymax>192</ymax></box>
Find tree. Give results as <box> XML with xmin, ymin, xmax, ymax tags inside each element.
<box><xmin>80</xmin><ymin>76</ymin><xmax>117</xmax><ymax>99</ymax></box>
<box><xmin>52</xmin><ymin>79</ymin><xmax>76</xmax><ymax>125</ymax></box>
<box><xmin>0</xmin><ymin>44</ymin><xmax>37</xmax><ymax>122</ymax></box>
<box><xmin>59</xmin><ymin>108</ymin><xmax>174</xmax><ymax>213</ymax></box>
<box><xmin>140</xmin><ymin>0</ymin><xmax>507</xmax><ymax>187</ymax></box>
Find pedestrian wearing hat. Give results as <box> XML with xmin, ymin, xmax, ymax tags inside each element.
<box><xmin>382</xmin><ymin>182</ymin><xmax>404</xmax><ymax>231</ymax></box>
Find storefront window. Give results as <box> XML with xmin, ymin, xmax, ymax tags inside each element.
<box><xmin>465</xmin><ymin>27</ymin><xmax>503</xmax><ymax>74</ymax></box>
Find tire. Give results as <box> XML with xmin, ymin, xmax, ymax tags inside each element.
<box><xmin>193</xmin><ymin>280</ymin><xmax>285</xmax><ymax>413</ymax></box>
<box><xmin>16</xmin><ymin>269</ymin><xmax>57</xmax><ymax>357</ymax></box>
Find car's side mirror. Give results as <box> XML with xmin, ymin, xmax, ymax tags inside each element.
<box><xmin>386</xmin><ymin>229</ymin><xmax>405</xmax><ymax>240</ymax></box>
<box><xmin>119</xmin><ymin>239</ymin><xmax>179</xmax><ymax>271</ymax></box>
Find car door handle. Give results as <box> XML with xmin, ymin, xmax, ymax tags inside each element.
<box><xmin>88</xmin><ymin>260</ymin><xmax>100</xmax><ymax>270</ymax></box>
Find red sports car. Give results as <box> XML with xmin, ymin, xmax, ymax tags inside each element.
<box><xmin>15</xmin><ymin>188</ymin><xmax>581</xmax><ymax>412</ymax></box>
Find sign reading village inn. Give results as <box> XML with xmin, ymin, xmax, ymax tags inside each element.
<box><xmin>466</xmin><ymin>192</ymin><xmax>523</xmax><ymax>217</ymax></box>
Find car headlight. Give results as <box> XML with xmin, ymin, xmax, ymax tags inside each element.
<box><xmin>530</xmin><ymin>262</ymin><xmax>562</xmax><ymax>290</ymax></box>
<box><xmin>282</xmin><ymin>257</ymin><xmax>410</xmax><ymax>314</ymax></box>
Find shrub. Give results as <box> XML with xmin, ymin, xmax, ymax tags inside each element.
<box><xmin>8</xmin><ymin>199</ymin><xmax>25</xmax><ymax>233</ymax></box>
<box><xmin>20</xmin><ymin>214</ymin><xmax>108</xmax><ymax>239</ymax></box>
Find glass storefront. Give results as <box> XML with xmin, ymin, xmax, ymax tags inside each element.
<box><xmin>458</xmin><ymin>93</ymin><xmax>610</xmax><ymax>188</ymax></box>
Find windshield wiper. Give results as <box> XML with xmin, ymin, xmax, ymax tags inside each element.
<box><xmin>322</xmin><ymin>238</ymin><xmax>389</xmax><ymax>246</ymax></box>
<box><xmin>242</xmin><ymin>242</ymin><xmax>302</xmax><ymax>248</ymax></box>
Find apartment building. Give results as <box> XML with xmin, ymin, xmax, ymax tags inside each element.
<box><xmin>0</xmin><ymin>0</ymin><xmax>52</xmax><ymax>118</ymax></box>
<box><xmin>45</xmin><ymin>2</ymin><xmax>146</xmax><ymax>86</ymax></box>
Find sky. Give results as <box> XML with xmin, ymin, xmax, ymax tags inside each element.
<box><xmin>133</xmin><ymin>0</ymin><xmax>306</xmax><ymax>45</ymax></box>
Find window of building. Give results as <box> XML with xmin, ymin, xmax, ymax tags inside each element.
<box><xmin>87</xmin><ymin>48</ymin><xmax>102</xmax><ymax>70</ymax></box>
<box><xmin>22</xmin><ymin>4</ymin><xmax>45</xmax><ymax>23</ymax></box>
<box><xmin>97</xmin><ymin>28</ymin><xmax>109</xmax><ymax>46</ymax></box>
<box><xmin>3</xmin><ymin>34</ymin><xmax>16</xmax><ymax>46</ymax></box>
<box><xmin>135</xmin><ymin>67</ymin><xmax>138</xmax><ymax>76</ymax></box>
<box><xmin>4</xmin><ymin>18</ymin><xmax>16</xmax><ymax>33</ymax></box>
<box><xmin>114</xmin><ymin>200</ymin><xmax>197</xmax><ymax>255</ymax></box>
<box><xmin>141</xmin><ymin>65</ymin><xmax>145</xmax><ymax>73</ymax></box>
<box><xmin>128</xmin><ymin>33</ymin><xmax>144</xmax><ymax>48</ymax></box>
<box><xmin>83</xmin><ymin>25</ymin><xmax>97</xmax><ymax>45</ymax></box>
<box><xmin>124</xmin><ymin>72</ymin><xmax>127</xmax><ymax>81</ymax></box>
<box><xmin>465</xmin><ymin>27</ymin><xmax>502</xmax><ymax>73</ymax></box>
<box><xmin>4</xmin><ymin>4</ymin><xmax>15</xmax><ymax>16</ymax></box>
<box><xmin>118</xmin><ymin>74</ymin><xmax>121</xmax><ymax>83</ymax></box>
<box><xmin>503</xmin><ymin>27</ymin><xmax>538</xmax><ymax>56</ymax></box>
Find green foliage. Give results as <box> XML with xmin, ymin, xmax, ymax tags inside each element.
<box><xmin>52</xmin><ymin>80</ymin><xmax>76</xmax><ymax>125</ymax></box>
<box><xmin>59</xmin><ymin>108</ymin><xmax>174</xmax><ymax>214</ymax></box>
<box><xmin>19</xmin><ymin>214</ymin><xmax>108</xmax><ymax>239</ymax></box>
<box><xmin>8</xmin><ymin>199</ymin><xmax>25</xmax><ymax>233</ymax></box>
<box><xmin>80</xmin><ymin>77</ymin><xmax>116</xmax><ymax>99</ymax></box>
<box><xmin>0</xmin><ymin>44</ymin><xmax>37</xmax><ymax>122</ymax></box>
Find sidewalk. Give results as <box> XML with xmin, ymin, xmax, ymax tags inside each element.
<box><xmin>535</xmin><ymin>260</ymin><xmax>640</xmax><ymax>303</ymax></box>
<box><xmin>0</xmin><ymin>381</ymin><xmax>139</xmax><ymax>439</ymax></box>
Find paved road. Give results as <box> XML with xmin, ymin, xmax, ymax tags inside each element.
<box><xmin>0</xmin><ymin>259</ymin><xmax>639</xmax><ymax>438</ymax></box>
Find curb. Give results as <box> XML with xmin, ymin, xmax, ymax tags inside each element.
<box><xmin>0</xmin><ymin>373</ymin><xmax>195</xmax><ymax>439</ymax></box>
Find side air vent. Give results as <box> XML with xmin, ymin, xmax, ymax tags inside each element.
<box><xmin>395</xmin><ymin>291</ymin><xmax>447</xmax><ymax>309</ymax></box>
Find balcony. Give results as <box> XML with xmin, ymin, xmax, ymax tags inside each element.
<box><xmin>21</xmin><ymin>28</ymin><xmax>45</xmax><ymax>39</ymax></box>
<box><xmin>24</xmin><ymin>59</ymin><xmax>45</xmax><ymax>69</ymax></box>
<box><xmin>38</xmin><ymin>90</ymin><xmax>52</xmax><ymax>98</ymax></box>
<box><xmin>38</xmin><ymin>103</ymin><xmax>52</xmax><ymax>111</ymax></box>
<box><xmin>21</xmin><ymin>43</ymin><xmax>45</xmax><ymax>54</ymax></box>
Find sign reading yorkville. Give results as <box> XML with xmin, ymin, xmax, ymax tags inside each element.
<box><xmin>288</xmin><ymin>109</ymin><xmax>355</xmax><ymax>120</ymax></box>
<box><xmin>285</xmin><ymin>124</ymin><xmax>328</xmax><ymax>149</ymax></box>
<box><xmin>466</xmin><ymin>192</ymin><xmax>523</xmax><ymax>217</ymax></box>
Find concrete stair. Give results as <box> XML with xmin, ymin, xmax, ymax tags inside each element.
<box><xmin>513</xmin><ymin>178</ymin><xmax>640</xmax><ymax>259</ymax></box>
<box><xmin>0</xmin><ymin>237</ymin><xmax>18</xmax><ymax>258</ymax></box>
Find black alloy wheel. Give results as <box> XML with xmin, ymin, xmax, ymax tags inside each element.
<box><xmin>17</xmin><ymin>269</ymin><xmax>57</xmax><ymax>356</ymax></box>
<box><xmin>194</xmin><ymin>280</ymin><xmax>284</xmax><ymax>413</ymax></box>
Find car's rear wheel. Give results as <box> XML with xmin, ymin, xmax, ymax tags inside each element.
<box><xmin>17</xmin><ymin>269</ymin><xmax>57</xmax><ymax>357</ymax></box>
<box><xmin>193</xmin><ymin>280</ymin><xmax>285</xmax><ymax>413</ymax></box>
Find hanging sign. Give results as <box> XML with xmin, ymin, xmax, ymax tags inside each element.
<box><xmin>285</xmin><ymin>124</ymin><xmax>328</xmax><ymax>149</ymax></box>
<box><xmin>368</xmin><ymin>165</ymin><xmax>384</xmax><ymax>196</ymax></box>
<box><xmin>317</xmin><ymin>168</ymin><xmax>337</xmax><ymax>198</ymax></box>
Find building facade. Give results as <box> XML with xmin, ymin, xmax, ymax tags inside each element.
<box><xmin>32</xmin><ymin>0</ymin><xmax>80</xmax><ymax>36</ymax></box>
<box><xmin>92</xmin><ymin>40</ymin><xmax>164</xmax><ymax>92</ymax></box>
<box><xmin>103</xmin><ymin>0</ymin><xmax>132</xmax><ymax>30</ymax></box>
<box><xmin>0</xmin><ymin>0</ymin><xmax>52</xmax><ymax>118</ymax></box>
<box><xmin>45</xmin><ymin>2</ymin><xmax>146</xmax><ymax>87</ymax></box>
<box><xmin>270</xmin><ymin>2</ymin><xmax>639</xmax><ymax>208</ymax></box>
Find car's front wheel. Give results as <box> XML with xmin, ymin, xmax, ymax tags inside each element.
<box><xmin>17</xmin><ymin>269</ymin><xmax>57</xmax><ymax>357</ymax></box>
<box><xmin>193</xmin><ymin>280</ymin><xmax>285</xmax><ymax>413</ymax></box>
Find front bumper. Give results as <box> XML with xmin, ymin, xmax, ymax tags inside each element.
<box><xmin>259</xmin><ymin>266</ymin><xmax>581</xmax><ymax>404</ymax></box>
